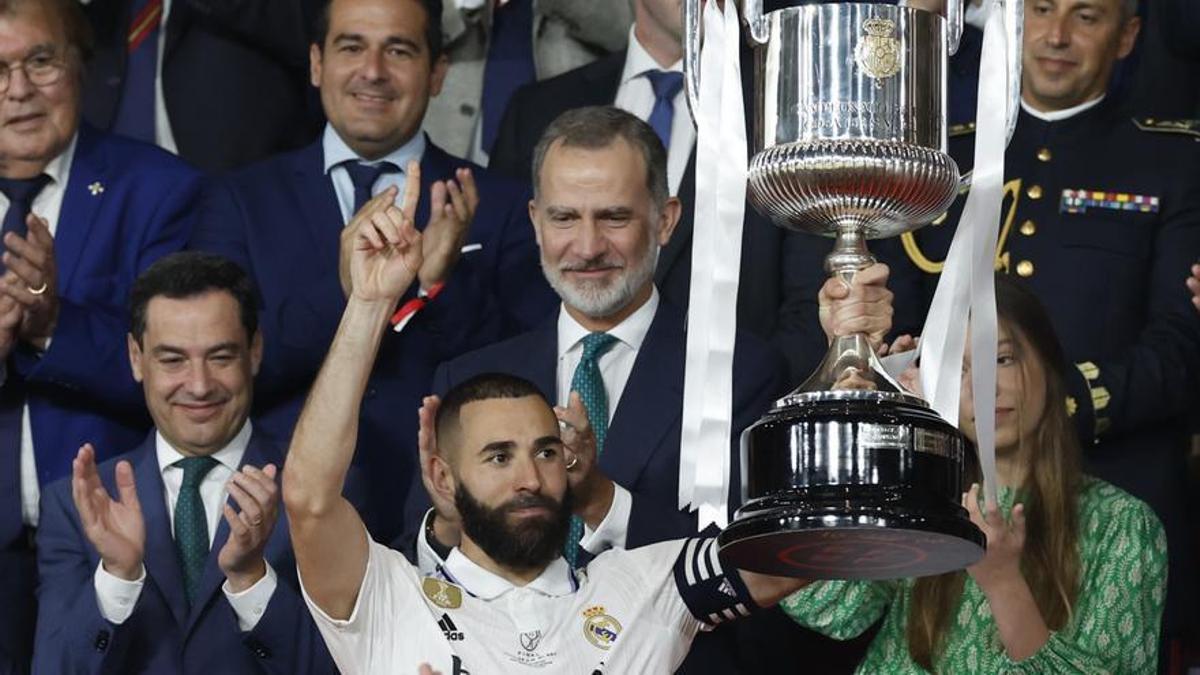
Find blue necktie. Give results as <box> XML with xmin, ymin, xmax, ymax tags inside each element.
<box><xmin>112</xmin><ymin>0</ymin><xmax>164</xmax><ymax>143</ymax></box>
<box><xmin>173</xmin><ymin>456</ymin><xmax>217</xmax><ymax>608</ymax></box>
<box><xmin>0</xmin><ymin>174</ymin><xmax>50</xmax><ymax>275</ymax></box>
<box><xmin>642</xmin><ymin>70</ymin><xmax>684</xmax><ymax>150</ymax></box>
<box><xmin>564</xmin><ymin>332</ymin><xmax>618</xmax><ymax>567</ymax></box>
<box><xmin>342</xmin><ymin>160</ymin><xmax>400</xmax><ymax>216</ymax></box>
<box><xmin>479</xmin><ymin>0</ymin><xmax>535</xmax><ymax>154</ymax></box>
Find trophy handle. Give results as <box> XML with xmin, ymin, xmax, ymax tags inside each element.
<box><xmin>683</xmin><ymin>0</ymin><xmax>702</xmax><ymax>127</ymax></box>
<box><xmin>682</xmin><ymin>0</ymin><xmax>767</xmax><ymax>128</ymax></box>
<box><xmin>947</xmin><ymin>0</ymin><xmax>964</xmax><ymax>54</ymax></box>
<box><xmin>1003</xmin><ymin>0</ymin><xmax>1024</xmax><ymax>143</ymax></box>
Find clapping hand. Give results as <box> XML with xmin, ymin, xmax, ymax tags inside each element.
<box><xmin>218</xmin><ymin>464</ymin><xmax>280</xmax><ymax>592</ymax></box>
<box><xmin>417</xmin><ymin>395</ymin><xmax>461</xmax><ymax>548</ymax></box>
<box><xmin>555</xmin><ymin>392</ymin><xmax>613</xmax><ymax>527</ymax></box>
<box><xmin>418</xmin><ymin>168</ymin><xmax>478</xmax><ymax>290</ymax></box>
<box><xmin>1</xmin><ymin>214</ymin><xmax>59</xmax><ymax>348</ymax></box>
<box><xmin>71</xmin><ymin>443</ymin><xmax>145</xmax><ymax>581</ymax></box>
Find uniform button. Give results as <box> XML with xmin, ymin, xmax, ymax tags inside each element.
<box><xmin>1036</xmin><ymin>148</ymin><xmax>1052</xmax><ymax>162</ymax></box>
<box><xmin>1016</xmin><ymin>260</ymin><xmax>1035</xmax><ymax>277</ymax></box>
<box><xmin>94</xmin><ymin>630</ymin><xmax>110</xmax><ymax>651</ymax></box>
<box><xmin>1026</xmin><ymin>185</ymin><xmax>1043</xmax><ymax>200</ymax></box>
<box><xmin>459</xmin><ymin>104</ymin><xmax>476</xmax><ymax>116</ymax></box>
<box><xmin>1019</xmin><ymin>220</ymin><xmax>1036</xmax><ymax>236</ymax></box>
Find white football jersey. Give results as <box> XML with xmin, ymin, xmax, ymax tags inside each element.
<box><xmin>301</xmin><ymin>536</ymin><xmax>757</xmax><ymax>674</ymax></box>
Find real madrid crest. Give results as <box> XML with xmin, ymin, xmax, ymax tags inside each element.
<box><xmin>422</xmin><ymin>577</ymin><xmax>463</xmax><ymax>609</ymax></box>
<box><xmin>854</xmin><ymin>17</ymin><xmax>901</xmax><ymax>81</ymax></box>
<box><xmin>581</xmin><ymin>606</ymin><xmax>622</xmax><ymax>650</ymax></box>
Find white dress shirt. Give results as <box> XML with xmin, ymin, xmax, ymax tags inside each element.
<box><xmin>0</xmin><ymin>134</ymin><xmax>76</xmax><ymax>528</ymax></box>
<box><xmin>323</xmin><ymin>124</ymin><xmax>426</xmax><ymax>224</ymax></box>
<box><xmin>93</xmin><ymin>423</ymin><xmax>278</xmax><ymax>631</ymax></box>
<box><xmin>613</xmin><ymin>25</ymin><xmax>694</xmax><ymax>196</ymax></box>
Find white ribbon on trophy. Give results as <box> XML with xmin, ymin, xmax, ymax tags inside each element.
<box><xmin>917</xmin><ymin>0</ymin><xmax>1015</xmax><ymax>507</ymax></box>
<box><xmin>678</xmin><ymin>0</ymin><xmax>746</xmax><ymax>529</ymax></box>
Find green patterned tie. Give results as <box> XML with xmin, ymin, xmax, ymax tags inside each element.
<box><xmin>173</xmin><ymin>456</ymin><xmax>218</xmax><ymax>607</ymax></box>
<box><xmin>564</xmin><ymin>332</ymin><xmax>618</xmax><ymax>566</ymax></box>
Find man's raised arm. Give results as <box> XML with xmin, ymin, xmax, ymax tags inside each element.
<box><xmin>282</xmin><ymin>165</ymin><xmax>424</xmax><ymax>621</ymax></box>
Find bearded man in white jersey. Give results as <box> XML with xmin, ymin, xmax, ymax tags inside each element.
<box><xmin>280</xmin><ymin>156</ymin><xmax>824</xmax><ymax>673</ymax></box>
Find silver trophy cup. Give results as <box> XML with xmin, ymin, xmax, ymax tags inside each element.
<box><xmin>684</xmin><ymin>0</ymin><xmax>1019</xmax><ymax>579</ymax></box>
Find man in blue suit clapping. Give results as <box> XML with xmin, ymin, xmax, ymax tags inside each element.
<box><xmin>191</xmin><ymin>0</ymin><xmax>558</xmax><ymax>545</ymax></box>
<box><xmin>35</xmin><ymin>253</ymin><xmax>337</xmax><ymax>674</ymax></box>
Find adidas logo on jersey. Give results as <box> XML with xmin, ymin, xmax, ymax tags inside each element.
<box><xmin>438</xmin><ymin>613</ymin><xmax>465</xmax><ymax>641</ymax></box>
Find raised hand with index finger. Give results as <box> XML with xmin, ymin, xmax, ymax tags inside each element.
<box><xmin>348</xmin><ymin>160</ymin><xmax>424</xmax><ymax>303</ymax></box>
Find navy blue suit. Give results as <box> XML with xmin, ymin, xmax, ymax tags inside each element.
<box><xmin>432</xmin><ymin>298</ymin><xmax>788</xmax><ymax>674</ymax></box>
<box><xmin>0</xmin><ymin>128</ymin><xmax>198</xmax><ymax>674</ymax></box>
<box><xmin>190</xmin><ymin>137</ymin><xmax>557</xmax><ymax>543</ymax></box>
<box><xmin>34</xmin><ymin>431</ymin><xmax>335</xmax><ymax>674</ymax></box>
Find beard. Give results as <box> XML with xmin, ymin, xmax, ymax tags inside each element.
<box><xmin>455</xmin><ymin>484</ymin><xmax>573</xmax><ymax>571</ymax></box>
<box><xmin>542</xmin><ymin>239</ymin><xmax>659</xmax><ymax>319</ymax></box>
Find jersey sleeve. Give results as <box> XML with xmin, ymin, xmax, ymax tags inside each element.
<box><xmin>644</xmin><ymin>538</ymin><xmax>763</xmax><ymax>637</ymax></box>
<box><xmin>299</xmin><ymin>536</ymin><xmax>426</xmax><ymax>672</ymax></box>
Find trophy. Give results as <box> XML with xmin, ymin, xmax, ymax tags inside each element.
<box><xmin>683</xmin><ymin>0</ymin><xmax>1021</xmax><ymax>579</ymax></box>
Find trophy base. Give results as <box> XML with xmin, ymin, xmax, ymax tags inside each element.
<box><xmin>717</xmin><ymin>486</ymin><xmax>986</xmax><ymax>579</ymax></box>
<box><xmin>723</xmin><ymin>391</ymin><xmax>985</xmax><ymax>579</ymax></box>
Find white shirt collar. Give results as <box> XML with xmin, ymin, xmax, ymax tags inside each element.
<box><xmin>321</xmin><ymin>123</ymin><xmax>426</xmax><ymax>175</ymax></box>
<box><xmin>155</xmin><ymin>421</ymin><xmax>252</xmax><ymax>476</ymax></box>
<box><xmin>42</xmin><ymin>132</ymin><xmax>77</xmax><ymax>186</ymax></box>
<box><xmin>442</xmin><ymin>548</ymin><xmax>576</xmax><ymax>600</ymax></box>
<box><xmin>620</xmin><ymin>23</ymin><xmax>683</xmax><ymax>87</ymax></box>
<box><xmin>557</xmin><ymin>287</ymin><xmax>659</xmax><ymax>359</ymax></box>
<box><xmin>1020</xmin><ymin>94</ymin><xmax>1105</xmax><ymax>122</ymax></box>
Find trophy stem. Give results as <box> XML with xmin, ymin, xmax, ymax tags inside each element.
<box><xmin>794</xmin><ymin>222</ymin><xmax>905</xmax><ymax>395</ymax></box>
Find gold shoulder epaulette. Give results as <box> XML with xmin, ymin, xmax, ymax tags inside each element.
<box><xmin>1132</xmin><ymin>117</ymin><xmax>1200</xmax><ymax>139</ymax></box>
<box><xmin>948</xmin><ymin>121</ymin><xmax>976</xmax><ymax>138</ymax></box>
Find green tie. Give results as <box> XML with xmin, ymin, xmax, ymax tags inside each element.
<box><xmin>564</xmin><ymin>332</ymin><xmax>618</xmax><ymax>566</ymax></box>
<box><xmin>173</xmin><ymin>456</ymin><xmax>218</xmax><ymax>607</ymax></box>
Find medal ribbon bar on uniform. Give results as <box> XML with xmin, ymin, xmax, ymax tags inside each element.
<box><xmin>1060</xmin><ymin>189</ymin><xmax>1160</xmax><ymax>214</ymax></box>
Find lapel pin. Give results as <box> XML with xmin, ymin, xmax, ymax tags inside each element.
<box><xmin>88</xmin><ymin>181</ymin><xmax>104</xmax><ymax>196</ymax></box>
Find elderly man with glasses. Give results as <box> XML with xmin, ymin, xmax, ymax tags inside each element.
<box><xmin>0</xmin><ymin>1</ymin><xmax>199</xmax><ymax>672</ymax></box>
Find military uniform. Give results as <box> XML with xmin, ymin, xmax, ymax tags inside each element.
<box><xmin>880</xmin><ymin>96</ymin><xmax>1200</xmax><ymax>635</ymax></box>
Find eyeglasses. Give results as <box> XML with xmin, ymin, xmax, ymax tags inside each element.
<box><xmin>0</xmin><ymin>54</ymin><xmax>68</xmax><ymax>94</ymax></box>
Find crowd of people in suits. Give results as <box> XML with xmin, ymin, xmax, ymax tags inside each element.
<box><xmin>0</xmin><ymin>0</ymin><xmax>1197</xmax><ymax>672</ymax></box>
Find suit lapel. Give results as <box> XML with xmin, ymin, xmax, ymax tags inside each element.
<box><xmin>55</xmin><ymin>128</ymin><xmax>108</xmax><ymax>292</ymax></box>
<box><xmin>133</xmin><ymin>436</ymin><xmax>189</xmax><ymax>627</ymax></box>
<box><xmin>601</xmin><ymin>303</ymin><xmax>685</xmax><ymax>488</ymax></box>
<box><xmin>589</xmin><ymin>52</ymin><xmax>627</xmax><ymax>104</ymax></box>
<box><xmin>655</xmin><ymin>148</ymin><xmax>697</xmax><ymax>286</ymax></box>
<box><xmin>525</xmin><ymin>319</ymin><xmax>558</xmax><ymax>401</ymax></box>
<box><xmin>293</xmin><ymin>141</ymin><xmax>345</xmax><ymax>253</ymax></box>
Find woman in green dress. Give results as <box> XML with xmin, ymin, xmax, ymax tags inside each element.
<box><xmin>781</xmin><ymin>276</ymin><xmax>1167</xmax><ymax>674</ymax></box>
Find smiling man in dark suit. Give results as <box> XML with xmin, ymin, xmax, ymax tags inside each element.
<box><xmin>487</xmin><ymin>0</ymin><xmax>834</xmax><ymax>384</ymax></box>
<box><xmin>190</xmin><ymin>0</ymin><xmax>558</xmax><ymax>545</ymax></box>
